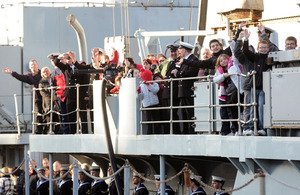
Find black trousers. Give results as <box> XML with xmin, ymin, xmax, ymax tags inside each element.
<box><xmin>162</xmin><ymin>98</ymin><xmax>181</xmax><ymax>134</ymax></box>
<box><xmin>179</xmin><ymin>97</ymin><xmax>195</xmax><ymax>134</ymax></box>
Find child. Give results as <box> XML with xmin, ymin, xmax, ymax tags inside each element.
<box><xmin>137</xmin><ymin>68</ymin><xmax>160</xmax><ymax>134</ymax></box>
<box><xmin>213</xmin><ymin>54</ymin><xmax>242</xmax><ymax>136</ymax></box>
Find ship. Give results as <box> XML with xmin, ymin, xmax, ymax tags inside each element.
<box><xmin>0</xmin><ymin>0</ymin><xmax>300</xmax><ymax>194</ymax></box>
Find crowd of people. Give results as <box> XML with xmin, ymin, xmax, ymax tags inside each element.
<box><xmin>2</xmin><ymin>22</ymin><xmax>299</xmax><ymax>136</ymax></box>
<box><xmin>0</xmin><ymin>157</ymin><xmax>230</xmax><ymax>195</ymax></box>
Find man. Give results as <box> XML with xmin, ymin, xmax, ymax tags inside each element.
<box><xmin>90</xmin><ymin>166</ymin><xmax>108</xmax><ymax>195</ymax></box>
<box><xmin>162</xmin><ymin>43</ymin><xmax>181</xmax><ymax>134</ymax></box>
<box><xmin>52</xmin><ymin>53</ymin><xmax>81</xmax><ymax>133</ymax></box>
<box><xmin>171</xmin><ymin>42</ymin><xmax>199</xmax><ymax>134</ymax></box>
<box><xmin>78</xmin><ymin>169</ymin><xmax>91</xmax><ymax>195</ymax></box>
<box><xmin>107</xmin><ymin>164</ymin><xmax>123</xmax><ymax>195</ymax></box>
<box><xmin>57</xmin><ymin>167</ymin><xmax>73</xmax><ymax>195</ymax></box>
<box><xmin>0</xmin><ymin>167</ymin><xmax>14</xmax><ymax>194</ymax></box>
<box><xmin>211</xmin><ymin>176</ymin><xmax>229</xmax><ymax>195</ymax></box>
<box><xmin>36</xmin><ymin>167</ymin><xmax>49</xmax><ymax>195</ymax></box>
<box><xmin>283</xmin><ymin>36</ymin><xmax>300</xmax><ymax>67</ymax></box>
<box><xmin>190</xmin><ymin>175</ymin><xmax>206</xmax><ymax>195</ymax></box>
<box><xmin>53</xmin><ymin>161</ymin><xmax>61</xmax><ymax>195</ymax></box>
<box><xmin>154</xmin><ymin>175</ymin><xmax>175</xmax><ymax>195</ymax></box>
<box><xmin>2</xmin><ymin>59</ymin><xmax>43</xmax><ymax>134</ymax></box>
<box><xmin>42</xmin><ymin>158</ymin><xmax>50</xmax><ymax>178</ymax></box>
<box><xmin>132</xmin><ymin>173</ymin><xmax>149</xmax><ymax>195</ymax></box>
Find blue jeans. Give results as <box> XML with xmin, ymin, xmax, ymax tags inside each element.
<box><xmin>58</xmin><ymin>97</ymin><xmax>70</xmax><ymax>134</ymax></box>
<box><xmin>243</xmin><ymin>90</ymin><xmax>251</xmax><ymax>130</ymax></box>
<box><xmin>249</xmin><ymin>89</ymin><xmax>265</xmax><ymax>130</ymax></box>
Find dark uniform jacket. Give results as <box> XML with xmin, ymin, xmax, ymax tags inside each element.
<box><xmin>78</xmin><ymin>181</ymin><xmax>91</xmax><ymax>195</ymax></box>
<box><xmin>176</xmin><ymin>54</ymin><xmax>199</xmax><ymax>98</ymax></box>
<box><xmin>58</xmin><ymin>179</ymin><xmax>73</xmax><ymax>195</ymax></box>
<box><xmin>157</xmin><ymin>185</ymin><xmax>175</xmax><ymax>195</ymax></box>
<box><xmin>36</xmin><ymin>180</ymin><xmax>49</xmax><ymax>195</ymax></box>
<box><xmin>109</xmin><ymin>178</ymin><xmax>124</xmax><ymax>195</ymax></box>
<box><xmin>191</xmin><ymin>187</ymin><xmax>207</xmax><ymax>195</ymax></box>
<box><xmin>91</xmin><ymin>179</ymin><xmax>108</xmax><ymax>195</ymax></box>
<box><xmin>162</xmin><ymin>59</ymin><xmax>179</xmax><ymax>99</ymax></box>
<box><xmin>133</xmin><ymin>184</ymin><xmax>149</xmax><ymax>195</ymax></box>
<box><xmin>213</xmin><ymin>190</ymin><xmax>229</xmax><ymax>195</ymax></box>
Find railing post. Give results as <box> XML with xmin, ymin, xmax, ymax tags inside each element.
<box><xmin>32</xmin><ymin>88</ymin><xmax>36</xmax><ymax>134</ymax></box>
<box><xmin>208</xmin><ymin>76</ymin><xmax>212</xmax><ymax>134</ymax></box>
<box><xmin>49</xmin><ymin>87</ymin><xmax>54</xmax><ymax>135</ymax></box>
<box><xmin>170</xmin><ymin>78</ymin><xmax>173</xmax><ymax>134</ymax></box>
<box><xmin>124</xmin><ymin>164</ymin><xmax>130</xmax><ymax>195</ymax></box>
<box><xmin>14</xmin><ymin>94</ymin><xmax>21</xmax><ymax>137</ymax></box>
<box><xmin>76</xmin><ymin>84</ymin><xmax>80</xmax><ymax>134</ymax></box>
<box><xmin>252</xmin><ymin>71</ymin><xmax>258</xmax><ymax>135</ymax></box>
<box><xmin>160</xmin><ymin>155</ymin><xmax>166</xmax><ymax>194</ymax></box>
<box><xmin>237</xmin><ymin>73</ymin><xmax>242</xmax><ymax>135</ymax></box>
<box><xmin>73</xmin><ymin>161</ymin><xmax>79</xmax><ymax>195</ymax></box>
<box><xmin>24</xmin><ymin>145</ymin><xmax>30</xmax><ymax>195</ymax></box>
<box><xmin>49</xmin><ymin>153</ymin><xmax>53</xmax><ymax>195</ymax></box>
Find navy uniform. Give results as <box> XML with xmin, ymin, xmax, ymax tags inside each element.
<box><xmin>36</xmin><ymin>168</ymin><xmax>49</xmax><ymax>195</ymax></box>
<box><xmin>154</xmin><ymin>174</ymin><xmax>175</xmax><ymax>195</ymax></box>
<box><xmin>190</xmin><ymin>175</ymin><xmax>206</xmax><ymax>195</ymax></box>
<box><xmin>162</xmin><ymin>44</ymin><xmax>181</xmax><ymax>134</ymax></box>
<box><xmin>58</xmin><ymin>167</ymin><xmax>73</xmax><ymax>195</ymax></box>
<box><xmin>176</xmin><ymin>42</ymin><xmax>199</xmax><ymax>134</ymax></box>
<box><xmin>212</xmin><ymin>176</ymin><xmax>229</xmax><ymax>195</ymax></box>
<box><xmin>109</xmin><ymin>177</ymin><xmax>124</xmax><ymax>195</ymax></box>
<box><xmin>90</xmin><ymin>166</ymin><xmax>108</xmax><ymax>195</ymax></box>
<box><xmin>78</xmin><ymin>181</ymin><xmax>91</xmax><ymax>195</ymax></box>
<box><xmin>133</xmin><ymin>184</ymin><xmax>149</xmax><ymax>195</ymax></box>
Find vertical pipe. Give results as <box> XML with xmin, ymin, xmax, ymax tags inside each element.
<box><xmin>32</xmin><ymin>88</ymin><xmax>36</xmax><ymax>134</ymax></box>
<box><xmin>24</xmin><ymin>145</ymin><xmax>30</xmax><ymax>195</ymax></box>
<box><xmin>76</xmin><ymin>84</ymin><xmax>80</xmax><ymax>134</ymax></box>
<box><xmin>208</xmin><ymin>78</ymin><xmax>212</xmax><ymax>134</ymax></box>
<box><xmin>160</xmin><ymin>155</ymin><xmax>165</xmax><ymax>194</ymax></box>
<box><xmin>259</xmin><ymin>174</ymin><xmax>266</xmax><ymax>195</ymax></box>
<box><xmin>73</xmin><ymin>161</ymin><xmax>79</xmax><ymax>195</ymax></box>
<box><xmin>49</xmin><ymin>153</ymin><xmax>53</xmax><ymax>195</ymax></box>
<box><xmin>124</xmin><ymin>166</ymin><xmax>130</xmax><ymax>195</ymax></box>
<box><xmin>226</xmin><ymin>18</ymin><xmax>230</xmax><ymax>39</ymax></box>
<box><xmin>14</xmin><ymin>94</ymin><xmax>21</xmax><ymax>137</ymax></box>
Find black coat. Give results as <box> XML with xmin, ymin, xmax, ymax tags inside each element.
<box><xmin>36</xmin><ymin>180</ymin><xmax>49</xmax><ymax>195</ymax></box>
<box><xmin>109</xmin><ymin>178</ymin><xmax>124</xmax><ymax>195</ymax></box>
<box><xmin>91</xmin><ymin>180</ymin><xmax>108</xmax><ymax>195</ymax></box>
<box><xmin>176</xmin><ymin>54</ymin><xmax>199</xmax><ymax>98</ymax></box>
<box><xmin>58</xmin><ymin>179</ymin><xmax>73</xmax><ymax>195</ymax></box>
<box><xmin>191</xmin><ymin>187</ymin><xmax>207</xmax><ymax>195</ymax></box>
<box><xmin>133</xmin><ymin>184</ymin><xmax>149</xmax><ymax>195</ymax></box>
<box><xmin>162</xmin><ymin>60</ymin><xmax>179</xmax><ymax>99</ymax></box>
<box><xmin>157</xmin><ymin>185</ymin><xmax>175</xmax><ymax>195</ymax></box>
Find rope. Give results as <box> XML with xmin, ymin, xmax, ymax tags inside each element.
<box><xmin>128</xmin><ymin>163</ymin><xmax>187</xmax><ymax>184</ymax></box>
<box><xmin>266</xmin><ymin>174</ymin><xmax>300</xmax><ymax>191</ymax></box>
<box><xmin>0</xmin><ymin>159</ymin><xmax>25</xmax><ymax>176</ymax></box>
<box><xmin>78</xmin><ymin>165</ymin><xmax>125</xmax><ymax>180</ymax></box>
<box><xmin>189</xmin><ymin>169</ymin><xmax>262</xmax><ymax>193</ymax></box>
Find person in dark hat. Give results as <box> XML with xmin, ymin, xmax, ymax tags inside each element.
<box><xmin>36</xmin><ymin>167</ymin><xmax>49</xmax><ymax>195</ymax></box>
<box><xmin>57</xmin><ymin>166</ymin><xmax>73</xmax><ymax>195</ymax></box>
<box><xmin>171</xmin><ymin>41</ymin><xmax>199</xmax><ymax>134</ymax></box>
<box><xmin>107</xmin><ymin>164</ymin><xmax>124</xmax><ymax>195</ymax></box>
<box><xmin>257</xmin><ymin>22</ymin><xmax>279</xmax><ymax>52</ymax></box>
<box><xmin>78</xmin><ymin>169</ymin><xmax>91</xmax><ymax>195</ymax></box>
<box><xmin>211</xmin><ymin>175</ymin><xmax>229</xmax><ymax>195</ymax></box>
<box><xmin>162</xmin><ymin>43</ymin><xmax>181</xmax><ymax>134</ymax></box>
<box><xmin>154</xmin><ymin>175</ymin><xmax>175</xmax><ymax>195</ymax></box>
<box><xmin>190</xmin><ymin>175</ymin><xmax>206</xmax><ymax>195</ymax></box>
<box><xmin>132</xmin><ymin>173</ymin><xmax>149</xmax><ymax>195</ymax></box>
<box><xmin>90</xmin><ymin>166</ymin><xmax>108</xmax><ymax>195</ymax></box>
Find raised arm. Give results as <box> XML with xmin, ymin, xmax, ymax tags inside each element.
<box><xmin>258</xmin><ymin>23</ymin><xmax>279</xmax><ymax>52</ymax></box>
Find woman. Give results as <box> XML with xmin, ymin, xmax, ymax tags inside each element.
<box><xmin>39</xmin><ymin>67</ymin><xmax>61</xmax><ymax>134</ymax></box>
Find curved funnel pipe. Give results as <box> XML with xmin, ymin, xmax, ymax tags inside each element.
<box><xmin>67</xmin><ymin>14</ymin><xmax>88</xmax><ymax>63</ymax></box>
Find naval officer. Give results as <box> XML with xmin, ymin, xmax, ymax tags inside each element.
<box><xmin>90</xmin><ymin>166</ymin><xmax>108</xmax><ymax>195</ymax></box>
<box><xmin>154</xmin><ymin>175</ymin><xmax>175</xmax><ymax>195</ymax></box>
<box><xmin>132</xmin><ymin>173</ymin><xmax>149</xmax><ymax>195</ymax></box>
<box><xmin>211</xmin><ymin>175</ymin><xmax>229</xmax><ymax>195</ymax></box>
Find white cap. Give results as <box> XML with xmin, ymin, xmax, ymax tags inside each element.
<box><xmin>212</xmin><ymin>175</ymin><xmax>225</xmax><ymax>182</ymax></box>
<box><xmin>179</xmin><ymin>42</ymin><xmax>194</xmax><ymax>50</ymax></box>
<box><xmin>190</xmin><ymin>175</ymin><xmax>202</xmax><ymax>180</ymax></box>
